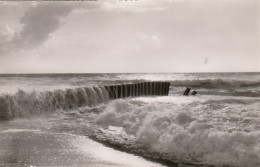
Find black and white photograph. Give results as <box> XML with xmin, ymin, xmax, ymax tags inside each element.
<box><xmin>0</xmin><ymin>0</ymin><xmax>259</xmax><ymax>167</ymax></box>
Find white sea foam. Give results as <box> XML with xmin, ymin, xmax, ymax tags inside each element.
<box><xmin>94</xmin><ymin>97</ymin><xmax>260</xmax><ymax>167</ymax></box>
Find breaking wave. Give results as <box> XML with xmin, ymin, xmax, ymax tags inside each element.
<box><xmin>0</xmin><ymin>86</ymin><xmax>109</xmax><ymax>120</ymax></box>
<box><xmin>94</xmin><ymin>99</ymin><xmax>260</xmax><ymax>167</ymax></box>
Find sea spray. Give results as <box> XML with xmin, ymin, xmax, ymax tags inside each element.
<box><xmin>0</xmin><ymin>86</ymin><xmax>109</xmax><ymax>120</ymax></box>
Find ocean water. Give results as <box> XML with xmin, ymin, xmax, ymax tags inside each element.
<box><xmin>0</xmin><ymin>73</ymin><xmax>259</xmax><ymax>167</ymax></box>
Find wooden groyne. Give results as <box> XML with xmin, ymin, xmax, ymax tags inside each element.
<box><xmin>104</xmin><ymin>82</ymin><xmax>170</xmax><ymax>99</ymax></box>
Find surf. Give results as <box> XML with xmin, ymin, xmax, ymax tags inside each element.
<box><xmin>0</xmin><ymin>73</ymin><xmax>260</xmax><ymax>167</ymax></box>
<box><xmin>0</xmin><ymin>86</ymin><xmax>109</xmax><ymax>120</ymax></box>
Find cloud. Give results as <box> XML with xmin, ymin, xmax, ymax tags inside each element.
<box><xmin>0</xmin><ymin>0</ymin><xmax>177</xmax><ymax>57</ymax></box>
<box><xmin>17</xmin><ymin>3</ymin><xmax>72</xmax><ymax>48</ymax></box>
<box><xmin>0</xmin><ymin>2</ymin><xmax>73</xmax><ymax>56</ymax></box>
<box><xmin>0</xmin><ymin>24</ymin><xmax>13</xmax><ymax>56</ymax></box>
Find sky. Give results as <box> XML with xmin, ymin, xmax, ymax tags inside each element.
<box><xmin>0</xmin><ymin>0</ymin><xmax>259</xmax><ymax>73</ymax></box>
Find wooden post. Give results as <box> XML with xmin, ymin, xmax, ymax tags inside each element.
<box><xmin>127</xmin><ymin>84</ymin><xmax>131</xmax><ymax>97</ymax></box>
<box><xmin>161</xmin><ymin>82</ymin><xmax>164</xmax><ymax>95</ymax></box>
<box><xmin>152</xmin><ymin>82</ymin><xmax>155</xmax><ymax>95</ymax></box>
<box><xmin>165</xmin><ymin>82</ymin><xmax>169</xmax><ymax>95</ymax></box>
<box><xmin>139</xmin><ymin>83</ymin><xmax>142</xmax><ymax>96</ymax></box>
<box><xmin>110</xmin><ymin>86</ymin><xmax>114</xmax><ymax>99</ymax></box>
<box><xmin>137</xmin><ymin>83</ymin><xmax>140</xmax><ymax>96</ymax></box>
<box><xmin>142</xmin><ymin>82</ymin><xmax>145</xmax><ymax>96</ymax></box>
<box><xmin>146</xmin><ymin>82</ymin><xmax>149</xmax><ymax>95</ymax></box>
<box><xmin>191</xmin><ymin>90</ymin><xmax>197</xmax><ymax>95</ymax></box>
<box><xmin>162</xmin><ymin>82</ymin><xmax>165</xmax><ymax>95</ymax></box>
<box><xmin>159</xmin><ymin>82</ymin><xmax>162</xmax><ymax>95</ymax></box>
<box><xmin>151</xmin><ymin>82</ymin><xmax>155</xmax><ymax>95</ymax></box>
<box><xmin>132</xmin><ymin>84</ymin><xmax>134</xmax><ymax>97</ymax></box>
<box><xmin>113</xmin><ymin>86</ymin><xmax>117</xmax><ymax>99</ymax></box>
<box><xmin>115</xmin><ymin>85</ymin><xmax>118</xmax><ymax>99</ymax></box>
<box><xmin>168</xmin><ymin>82</ymin><xmax>170</xmax><ymax>95</ymax></box>
<box><xmin>134</xmin><ymin>84</ymin><xmax>137</xmax><ymax>97</ymax></box>
<box><xmin>132</xmin><ymin>84</ymin><xmax>135</xmax><ymax>97</ymax></box>
<box><xmin>136</xmin><ymin>83</ymin><xmax>138</xmax><ymax>97</ymax></box>
<box><xmin>130</xmin><ymin>84</ymin><xmax>134</xmax><ymax>97</ymax></box>
<box><xmin>155</xmin><ymin>82</ymin><xmax>158</xmax><ymax>95</ymax></box>
<box><xmin>141</xmin><ymin>82</ymin><xmax>145</xmax><ymax>96</ymax></box>
<box><xmin>183</xmin><ymin>87</ymin><xmax>191</xmax><ymax>96</ymax></box>
<box><xmin>122</xmin><ymin>85</ymin><xmax>126</xmax><ymax>98</ymax></box>
<box><xmin>147</xmin><ymin>82</ymin><xmax>151</xmax><ymax>95</ymax></box>
<box><xmin>124</xmin><ymin>84</ymin><xmax>127</xmax><ymax>97</ymax></box>
<box><xmin>121</xmin><ymin>85</ymin><xmax>124</xmax><ymax>98</ymax></box>
<box><xmin>154</xmin><ymin>82</ymin><xmax>156</xmax><ymax>95</ymax></box>
<box><xmin>117</xmin><ymin>85</ymin><xmax>121</xmax><ymax>98</ymax></box>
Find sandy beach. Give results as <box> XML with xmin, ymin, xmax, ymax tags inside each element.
<box><xmin>0</xmin><ymin>129</ymin><xmax>165</xmax><ymax>167</ymax></box>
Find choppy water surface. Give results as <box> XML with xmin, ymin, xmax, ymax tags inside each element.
<box><xmin>0</xmin><ymin>73</ymin><xmax>259</xmax><ymax>167</ymax></box>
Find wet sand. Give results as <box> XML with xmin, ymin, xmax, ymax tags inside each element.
<box><xmin>0</xmin><ymin>129</ymin><xmax>166</xmax><ymax>167</ymax></box>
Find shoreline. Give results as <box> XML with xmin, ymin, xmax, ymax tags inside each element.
<box><xmin>0</xmin><ymin>129</ymin><xmax>166</xmax><ymax>167</ymax></box>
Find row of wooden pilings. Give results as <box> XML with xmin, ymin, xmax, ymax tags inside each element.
<box><xmin>104</xmin><ymin>82</ymin><xmax>170</xmax><ymax>99</ymax></box>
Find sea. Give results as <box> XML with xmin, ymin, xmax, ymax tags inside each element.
<box><xmin>0</xmin><ymin>73</ymin><xmax>259</xmax><ymax>167</ymax></box>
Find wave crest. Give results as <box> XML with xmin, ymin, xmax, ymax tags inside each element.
<box><xmin>0</xmin><ymin>86</ymin><xmax>109</xmax><ymax>120</ymax></box>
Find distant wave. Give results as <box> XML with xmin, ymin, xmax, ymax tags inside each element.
<box><xmin>170</xmin><ymin>79</ymin><xmax>260</xmax><ymax>88</ymax></box>
<box><xmin>0</xmin><ymin>86</ymin><xmax>109</xmax><ymax>120</ymax></box>
<box><xmin>190</xmin><ymin>90</ymin><xmax>260</xmax><ymax>97</ymax></box>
